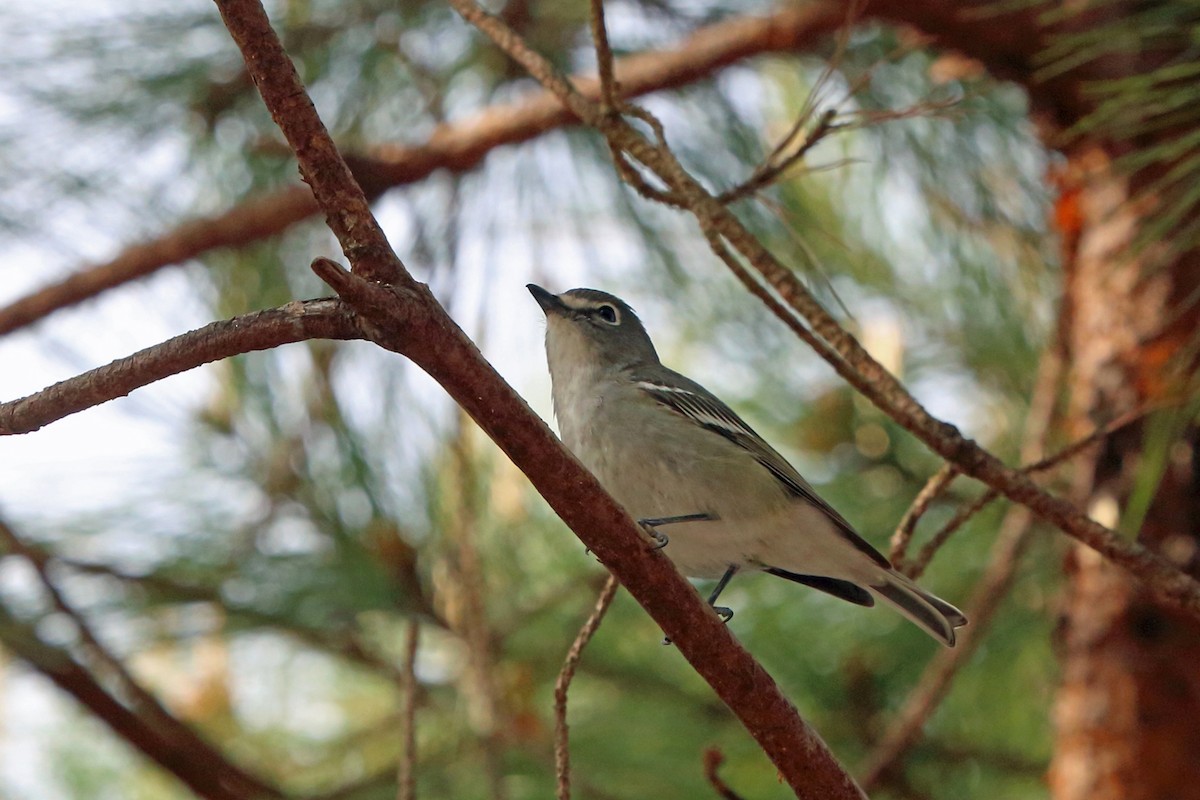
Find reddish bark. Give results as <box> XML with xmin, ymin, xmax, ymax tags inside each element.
<box><xmin>1051</xmin><ymin>426</ymin><xmax>1200</xmax><ymax>800</ymax></box>
<box><xmin>860</xmin><ymin>2</ymin><xmax>1200</xmax><ymax>794</ymax></box>
<box><xmin>0</xmin><ymin>6</ymin><xmax>845</xmax><ymax>336</ymax></box>
<box><xmin>215</xmin><ymin>2</ymin><xmax>867</xmax><ymax>796</ymax></box>
<box><xmin>1032</xmin><ymin>37</ymin><xmax>1200</xmax><ymax>800</ymax></box>
<box><xmin>1046</xmin><ymin>150</ymin><xmax>1200</xmax><ymax>800</ymax></box>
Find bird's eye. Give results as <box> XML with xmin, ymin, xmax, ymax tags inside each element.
<box><xmin>596</xmin><ymin>304</ymin><xmax>619</xmax><ymax>324</ymax></box>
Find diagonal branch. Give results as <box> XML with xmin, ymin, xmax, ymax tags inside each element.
<box><xmin>0</xmin><ymin>518</ymin><xmax>285</xmax><ymax>800</ymax></box>
<box><xmin>0</xmin><ymin>602</ymin><xmax>273</xmax><ymax>800</ymax></box>
<box><xmin>858</xmin><ymin>339</ymin><xmax>1064</xmax><ymax>789</ymax></box>
<box><xmin>445</xmin><ymin>0</ymin><xmax>1200</xmax><ymax>620</ymax></box>
<box><xmin>0</xmin><ymin>299</ymin><xmax>358</xmax><ymax>435</ymax></box>
<box><xmin>214</xmin><ymin>1</ymin><xmax>866</xmax><ymax>796</ymax></box>
<box><xmin>0</xmin><ymin>5</ymin><xmax>846</xmax><ymax>336</ymax></box>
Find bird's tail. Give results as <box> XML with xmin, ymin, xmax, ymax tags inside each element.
<box><xmin>870</xmin><ymin>570</ymin><xmax>968</xmax><ymax>647</ymax></box>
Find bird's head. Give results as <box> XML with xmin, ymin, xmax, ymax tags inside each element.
<box><xmin>527</xmin><ymin>284</ymin><xmax>660</xmax><ymax>376</ymax></box>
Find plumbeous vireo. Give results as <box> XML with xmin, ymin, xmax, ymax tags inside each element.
<box><xmin>529</xmin><ymin>284</ymin><xmax>967</xmax><ymax>647</ymax></box>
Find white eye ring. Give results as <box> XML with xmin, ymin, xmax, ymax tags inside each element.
<box><xmin>596</xmin><ymin>304</ymin><xmax>619</xmax><ymax>325</ymax></box>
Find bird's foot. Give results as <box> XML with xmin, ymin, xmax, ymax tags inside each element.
<box><xmin>662</xmin><ymin>602</ymin><xmax>735</xmax><ymax>646</ymax></box>
<box><xmin>637</xmin><ymin>512</ymin><xmax>715</xmax><ymax>552</ymax></box>
<box><xmin>640</xmin><ymin>523</ymin><xmax>670</xmax><ymax>551</ymax></box>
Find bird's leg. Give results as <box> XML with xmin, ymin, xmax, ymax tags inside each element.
<box><xmin>637</xmin><ymin>512</ymin><xmax>715</xmax><ymax>551</ymax></box>
<box><xmin>705</xmin><ymin>564</ymin><xmax>739</xmax><ymax>623</ymax></box>
<box><xmin>584</xmin><ymin>512</ymin><xmax>714</xmax><ymax>558</ymax></box>
<box><xmin>661</xmin><ymin>563</ymin><xmax>739</xmax><ymax>646</ymax></box>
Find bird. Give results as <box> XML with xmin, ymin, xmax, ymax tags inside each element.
<box><xmin>528</xmin><ymin>284</ymin><xmax>967</xmax><ymax>646</ymax></box>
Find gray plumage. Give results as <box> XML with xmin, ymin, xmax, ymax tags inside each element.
<box><xmin>529</xmin><ymin>284</ymin><xmax>967</xmax><ymax>646</ymax></box>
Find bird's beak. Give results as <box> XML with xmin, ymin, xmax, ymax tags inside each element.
<box><xmin>527</xmin><ymin>284</ymin><xmax>568</xmax><ymax>316</ymax></box>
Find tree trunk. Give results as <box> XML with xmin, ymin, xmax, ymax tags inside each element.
<box><xmin>1047</xmin><ymin>145</ymin><xmax>1200</xmax><ymax>799</ymax></box>
<box><xmin>873</xmin><ymin>3</ymin><xmax>1200</xmax><ymax>791</ymax></box>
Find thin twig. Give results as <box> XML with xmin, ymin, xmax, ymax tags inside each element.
<box><xmin>703</xmin><ymin>748</ymin><xmax>748</xmax><ymax>800</ymax></box>
<box><xmin>717</xmin><ymin>0</ymin><xmax>961</xmax><ymax>204</ymax></box>
<box><xmin>587</xmin><ymin>0</ymin><xmax>688</xmax><ymax>207</ymax></box>
<box><xmin>890</xmin><ymin>463</ymin><xmax>959</xmax><ymax>569</ymax></box>
<box><xmin>397</xmin><ymin>620</ymin><xmax>421</xmax><ymax>800</ymax></box>
<box><xmin>860</xmin><ymin>503</ymin><xmax>1039</xmax><ymax>790</ymax></box>
<box><xmin>719</xmin><ymin>109</ymin><xmax>841</xmax><ymax>204</ymax></box>
<box><xmin>0</xmin><ymin>6</ymin><xmax>848</xmax><ymax>337</ymax></box>
<box><xmin>719</xmin><ymin>94</ymin><xmax>958</xmax><ymax>206</ymax></box>
<box><xmin>859</xmin><ymin>342</ymin><xmax>1065</xmax><ymax>789</ymax></box>
<box><xmin>587</xmin><ymin>0</ymin><xmax>618</xmax><ymax>112</ymax></box>
<box><xmin>555</xmin><ymin>574</ymin><xmax>619</xmax><ymax>800</ymax></box>
<box><xmin>905</xmin><ymin>403</ymin><xmax>1153</xmax><ymax>580</ymax></box>
<box><xmin>716</xmin><ymin>0</ymin><xmax>864</xmax><ymax>203</ymax></box>
<box><xmin>905</xmin><ymin>491</ymin><xmax>999</xmax><ymax>580</ymax></box>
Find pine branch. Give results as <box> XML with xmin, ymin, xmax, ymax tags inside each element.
<box><xmin>0</xmin><ymin>518</ymin><xmax>285</xmax><ymax>800</ymax></box>
<box><xmin>0</xmin><ymin>299</ymin><xmax>357</xmax><ymax>434</ymax></box>
<box><xmin>442</xmin><ymin>0</ymin><xmax>1200</xmax><ymax>622</ymax></box>
<box><xmin>213</xmin><ymin>2</ymin><xmax>868</xmax><ymax>798</ymax></box>
<box><xmin>0</xmin><ymin>5</ymin><xmax>846</xmax><ymax>336</ymax></box>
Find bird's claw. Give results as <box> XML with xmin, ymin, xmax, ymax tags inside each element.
<box><xmin>662</xmin><ymin>606</ymin><xmax>734</xmax><ymax>646</ymax></box>
<box><xmin>645</xmin><ymin>527</ymin><xmax>669</xmax><ymax>551</ymax></box>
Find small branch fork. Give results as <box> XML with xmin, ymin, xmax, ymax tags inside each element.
<box><xmin>443</xmin><ymin>0</ymin><xmax>1200</xmax><ymax>620</ymax></box>
<box><xmin>889</xmin><ymin>463</ymin><xmax>958</xmax><ymax>568</ymax></box>
<box><xmin>0</xmin><ymin>5</ymin><xmax>848</xmax><ymax>337</ymax></box>
<box><xmin>212</xmin><ymin>2</ymin><xmax>868</xmax><ymax>799</ymax></box>
<box><xmin>0</xmin><ymin>0</ymin><xmax>1193</xmax><ymax>795</ymax></box>
<box><xmin>890</xmin><ymin>404</ymin><xmax>1153</xmax><ymax>580</ymax></box>
<box><xmin>858</xmin><ymin>342</ymin><xmax>1065</xmax><ymax>789</ymax></box>
<box><xmin>554</xmin><ymin>574</ymin><xmax>618</xmax><ymax>800</ymax></box>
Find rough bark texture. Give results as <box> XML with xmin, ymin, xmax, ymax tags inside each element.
<box><xmin>1047</xmin><ymin>152</ymin><xmax>1200</xmax><ymax>799</ymax></box>
<box><xmin>0</xmin><ymin>6</ymin><xmax>843</xmax><ymax>335</ymax></box>
<box><xmin>860</xmin><ymin>2</ymin><xmax>1200</xmax><ymax>794</ymax></box>
<box><xmin>4</xmin><ymin>1</ymin><xmax>1197</xmax><ymax>793</ymax></box>
<box><xmin>214</xmin><ymin>2</ymin><xmax>869</xmax><ymax>795</ymax></box>
<box><xmin>1035</xmin><ymin>0</ymin><xmax>1200</xmax><ymax>787</ymax></box>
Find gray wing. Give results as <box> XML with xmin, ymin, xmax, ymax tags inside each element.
<box><xmin>635</xmin><ymin>373</ymin><xmax>890</xmax><ymax>569</ymax></box>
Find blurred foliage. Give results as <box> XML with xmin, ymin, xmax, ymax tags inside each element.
<box><xmin>2</xmin><ymin>0</ymin><xmax>1149</xmax><ymax>798</ymax></box>
<box><xmin>1040</xmin><ymin>0</ymin><xmax>1200</xmax><ymax>259</ymax></box>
